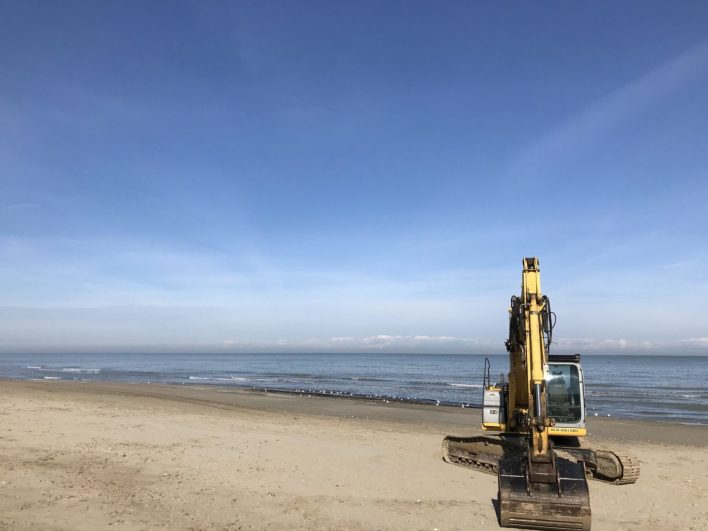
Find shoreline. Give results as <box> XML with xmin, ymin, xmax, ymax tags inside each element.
<box><xmin>5</xmin><ymin>376</ymin><xmax>708</xmax><ymax>427</ymax></box>
<box><xmin>13</xmin><ymin>375</ymin><xmax>481</xmax><ymax>408</ymax></box>
<box><xmin>4</xmin><ymin>378</ymin><xmax>707</xmax><ymax>445</ymax></box>
<box><xmin>4</xmin><ymin>352</ymin><xmax>706</xmax><ymax>426</ymax></box>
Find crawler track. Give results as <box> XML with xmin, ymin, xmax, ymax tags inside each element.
<box><xmin>612</xmin><ymin>452</ymin><xmax>641</xmax><ymax>485</ymax></box>
<box><xmin>442</xmin><ymin>435</ymin><xmax>640</xmax><ymax>485</ymax></box>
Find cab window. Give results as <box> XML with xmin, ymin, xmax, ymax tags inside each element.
<box><xmin>546</xmin><ymin>364</ymin><xmax>582</xmax><ymax>423</ymax></box>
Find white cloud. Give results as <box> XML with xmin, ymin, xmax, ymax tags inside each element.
<box><xmin>555</xmin><ymin>336</ymin><xmax>708</xmax><ymax>353</ymax></box>
<box><xmin>555</xmin><ymin>337</ymin><xmax>659</xmax><ymax>351</ymax></box>
<box><xmin>680</xmin><ymin>337</ymin><xmax>708</xmax><ymax>349</ymax></box>
<box><xmin>413</xmin><ymin>335</ymin><xmax>456</xmax><ymax>342</ymax></box>
<box><xmin>325</xmin><ymin>334</ymin><xmax>476</xmax><ymax>350</ymax></box>
<box><xmin>212</xmin><ymin>334</ymin><xmax>480</xmax><ymax>353</ymax></box>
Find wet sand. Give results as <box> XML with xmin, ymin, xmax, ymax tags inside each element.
<box><xmin>1</xmin><ymin>380</ymin><xmax>706</xmax><ymax>530</ymax></box>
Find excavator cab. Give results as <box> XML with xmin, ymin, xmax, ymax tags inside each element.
<box><xmin>481</xmin><ymin>355</ymin><xmax>587</xmax><ymax>438</ymax></box>
<box><xmin>547</xmin><ymin>355</ymin><xmax>586</xmax><ymax>436</ymax></box>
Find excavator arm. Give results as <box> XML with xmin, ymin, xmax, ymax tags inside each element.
<box><xmin>497</xmin><ymin>258</ymin><xmax>591</xmax><ymax>529</ymax></box>
<box><xmin>508</xmin><ymin>258</ymin><xmax>554</xmax><ymax>463</ymax></box>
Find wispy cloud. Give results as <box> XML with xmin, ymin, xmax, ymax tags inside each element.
<box><xmin>1</xmin><ymin>202</ymin><xmax>39</xmax><ymax>211</ymax></box>
<box><xmin>0</xmin><ymin>234</ymin><xmax>509</xmax><ymax>306</ymax></box>
<box><xmin>507</xmin><ymin>42</ymin><xmax>708</xmax><ymax>180</ymax></box>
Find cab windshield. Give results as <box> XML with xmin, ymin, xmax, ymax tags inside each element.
<box><xmin>546</xmin><ymin>364</ymin><xmax>582</xmax><ymax>423</ymax></box>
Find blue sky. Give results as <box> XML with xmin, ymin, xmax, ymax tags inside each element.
<box><xmin>1</xmin><ymin>1</ymin><xmax>707</xmax><ymax>354</ymax></box>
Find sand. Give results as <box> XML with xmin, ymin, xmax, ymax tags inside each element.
<box><xmin>0</xmin><ymin>380</ymin><xmax>706</xmax><ymax>530</ymax></box>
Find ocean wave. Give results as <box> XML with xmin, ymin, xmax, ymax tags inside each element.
<box><xmin>3</xmin><ymin>353</ymin><xmax>706</xmax><ymax>424</ymax></box>
<box><xmin>34</xmin><ymin>367</ymin><xmax>101</xmax><ymax>374</ymax></box>
<box><xmin>188</xmin><ymin>376</ymin><xmax>247</xmax><ymax>382</ymax></box>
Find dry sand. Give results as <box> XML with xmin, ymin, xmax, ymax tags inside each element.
<box><xmin>0</xmin><ymin>380</ymin><xmax>706</xmax><ymax>530</ymax></box>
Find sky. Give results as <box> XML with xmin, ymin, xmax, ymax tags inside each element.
<box><xmin>1</xmin><ymin>1</ymin><xmax>707</xmax><ymax>355</ymax></box>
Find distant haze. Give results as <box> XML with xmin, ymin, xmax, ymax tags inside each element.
<box><xmin>1</xmin><ymin>2</ymin><xmax>707</xmax><ymax>355</ymax></box>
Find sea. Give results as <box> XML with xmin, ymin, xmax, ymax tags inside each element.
<box><xmin>1</xmin><ymin>352</ymin><xmax>706</xmax><ymax>425</ymax></box>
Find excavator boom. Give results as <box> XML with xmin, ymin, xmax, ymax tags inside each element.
<box><xmin>498</xmin><ymin>258</ymin><xmax>590</xmax><ymax>529</ymax></box>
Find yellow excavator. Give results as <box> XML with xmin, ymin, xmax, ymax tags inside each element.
<box><xmin>442</xmin><ymin>258</ymin><xmax>639</xmax><ymax>530</ymax></box>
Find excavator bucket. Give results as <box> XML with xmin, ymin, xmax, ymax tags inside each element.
<box><xmin>498</xmin><ymin>454</ymin><xmax>591</xmax><ymax>531</ymax></box>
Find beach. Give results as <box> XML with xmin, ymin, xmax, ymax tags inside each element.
<box><xmin>0</xmin><ymin>380</ymin><xmax>706</xmax><ymax>530</ymax></box>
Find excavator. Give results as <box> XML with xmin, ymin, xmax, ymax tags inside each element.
<box><xmin>442</xmin><ymin>258</ymin><xmax>639</xmax><ymax>530</ymax></box>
